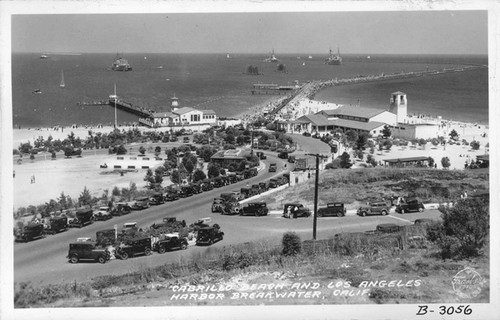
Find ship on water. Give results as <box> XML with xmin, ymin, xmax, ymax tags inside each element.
<box><xmin>325</xmin><ymin>47</ymin><xmax>342</xmax><ymax>65</ymax></box>
<box><xmin>111</xmin><ymin>54</ymin><xmax>133</xmax><ymax>71</ymax></box>
<box><xmin>263</xmin><ymin>49</ymin><xmax>279</xmax><ymax>63</ymax></box>
<box><xmin>40</xmin><ymin>54</ymin><xmax>49</xmax><ymax>59</ymax></box>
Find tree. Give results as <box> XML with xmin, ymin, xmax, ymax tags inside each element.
<box><xmin>139</xmin><ymin>146</ymin><xmax>146</xmax><ymax>155</ymax></box>
<box><xmin>354</xmin><ymin>149</ymin><xmax>364</xmax><ymax>160</ymax></box>
<box><xmin>428</xmin><ymin>157</ymin><xmax>435</xmax><ymax>168</ymax></box>
<box><xmin>366</xmin><ymin>154</ymin><xmax>377</xmax><ymax>167</ymax></box>
<box><xmin>78</xmin><ymin>186</ymin><xmax>93</xmax><ymax>207</ymax></box>
<box><xmin>470</xmin><ymin>140</ymin><xmax>480</xmax><ymax>150</ymax></box>
<box><xmin>170</xmin><ymin>170</ymin><xmax>181</xmax><ymax>184</ymax></box>
<box><xmin>154</xmin><ymin>146</ymin><xmax>162</xmax><ymax>154</ymax></box>
<box><xmin>344</xmin><ymin>130</ymin><xmax>358</xmax><ymax>149</ymax></box>
<box><xmin>356</xmin><ymin>132</ymin><xmax>369</xmax><ymax>150</ymax></box>
<box><xmin>192</xmin><ymin>169</ymin><xmax>207</xmax><ymax>182</ymax></box>
<box><xmin>282</xmin><ymin>232</ymin><xmax>301</xmax><ymax>256</ymax></box>
<box><xmin>441</xmin><ymin>156</ymin><xmax>451</xmax><ymax>169</ymax></box>
<box><xmin>116</xmin><ymin>144</ymin><xmax>127</xmax><ymax>155</ymax></box>
<box><xmin>430</xmin><ymin>198</ymin><xmax>489</xmax><ymax>259</ymax></box>
<box><xmin>449</xmin><ymin>129</ymin><xmax>459</xmax><ymax>141</ymax></box>
<box><xmin>418</xmin><ymin>138</ymin><xmax>427</xmax><ymax>149</ymax></box>
<box><xmin>184</xmin><ymin>160</ymin><xmax>195</xmax><ymax>176</ymax></box>
<box><xmin>382</xmin><ymin>139</ymin><xmax>393</xmax><ymax>150</ymax></box>
<box><xmin>58</xmin><ymin>192</ymin><xmax>69</xmax><ymax>210</ymax></box>
<box><xmin>208</xmin><ymin>163</ymin><xmax>221</xmax><ymax>178</ymax></box>
<box><xmin>144</xmin><ymin>168</ymin><xmax>155</xmax><ymax>184</ymax></box>
<box><xmin>112</xmin><ymin>186</ymin><xmax>121</xmax><ymax>197</ymax></box>
<box><xmin>339</xmin><ymin>152</ymin><xmax>352</xmax><ymax>169</ymax></box>
<box><xmin>431</xmin><ymin>138</ymin><xmax>439</xmax><ymax>147</ymax></box>
<box><xmin>382</xmin><ymin>125</ymin><xmax>392</xmax><ymax>138</ymax></box>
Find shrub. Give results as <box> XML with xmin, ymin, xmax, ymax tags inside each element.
<box><xmin>470</xmin><ymin>140</ymin><xmax>480</xmax><ymax>150</ymax></box>
<box><xmin>441</xmin><ymin>157</ymin><xmax>451</xmax><ymax>169</ymax></box>
<box><xmin>430</xmin><ymin>198</ymin><xmax>489</xmax><ymax>259</ymax></box>
<box><xmin>282</xmin><ymin>232</ymin><xmax>301</xmax><ymax>256</ymax></box>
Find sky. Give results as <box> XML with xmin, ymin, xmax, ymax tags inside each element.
<box><xmin>10</xmin><ymin>9</ymin><xmax>488</xmax><ymax>55</ymax></box>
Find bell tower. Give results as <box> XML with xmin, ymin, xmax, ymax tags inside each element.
<box><xmin>390</xmin><ymin>91</ymin><xmax>407</xmax><ymax>123</ymax></box>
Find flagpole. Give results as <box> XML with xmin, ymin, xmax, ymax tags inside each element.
<box><xmin>114</xmin><ymin>83</ymin><xmax>117</xmax><ymax>128</ymax></box>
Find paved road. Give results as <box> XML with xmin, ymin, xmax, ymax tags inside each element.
<box><xmin>14</xmin><ymin>137</ymin><xmax>439</xmax><ymax>287</ymax></box>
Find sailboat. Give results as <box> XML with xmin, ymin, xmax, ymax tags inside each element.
<box><xmin>59</xmin><ymin>70</ymin><xmax>65</xmax><ymax>88</ymax></box>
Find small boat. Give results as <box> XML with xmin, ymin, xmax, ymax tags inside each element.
<box><xmin>40</xmin><ymin>54</ymin><xmax>48</xmax><ymax>59</ymax></box>
<box><xmin>112</xmin><ymin>53</ymin><xmax>132</xmax><ymax>71</ymax></box>
<box><xmin>302</xmin><ymin>62</ymin><xmax>306</xmax><ymax>66</ymax></box>
<box><xmin>226</xmin><ymin>53</ymin><xmax>230</xmax><ymax>59</ymax></box>
<box><xmin>308</xmin><ymin>55</ymin><xmax>313</xmax><ymax>59</ymax></box>
<box><xmin>60</xmin><ymin>70</ymin><xmax>65</xmax><ymax>88</ymax></box>
<box><xmin>32</xmin><ymin>89</ymin><xmax>42</xmax><ymax>95</ymax></box>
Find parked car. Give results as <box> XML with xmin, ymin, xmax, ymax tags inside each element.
<box><xmin>283</xmin><ymin>203</ymin><xmax>312</xmax><ymax>218</ymax></box>
<box><xmin>258</xmin><ymin>182</ymin><xmax>269</xmax><ymax>192</ymax></box>
<box><xmin>153</xmin><ymin>235</ymin><xmax>188</xmax><ymax>253</ymax></box>
<box><xmin>131</xmin><ymin>197</ymin><xmax>150</xmax><ymax>210</ymax></box>
<box><xmin>211</xmin><ymin>198</ymin><xmax>226</xmax><ymax>213</ymax></box>
<box><xmin>68</xmin><ymin>208</ymin><xmax>94</xmax><ymax>228</ymax></box>
<box><xmin>240</xmin><ymin>202</ymin><xmax>269</xmax><ymax>216</ymax></box>
<box><xmin>115</xmin><ymin>237</ymin><xmax>152</xmax><ymax>260</ymax></box>
<box><xmin>256</xmin><ymin>151</ymin><xmax>267</xmax><ymax>160</ymax></box>
<box><xmin>357</xmin><ymin>201</ymin><xmax>390</xmax><ymax>217</ymax></box>
<box><xmin>193</xmin><ymin>217</ymin><xmax>213</xmax><ymax>228</ymax></box>
<box><xmin>268</xmin><ymin>179</ymin><xmax>278</xmax><ymax>188</ymax></box>
<box><xmin>94</xmin><ymin>206</ymin><xmax>112</xmax><ymax>221</ymax></box>
<box><xmin>164</xmin><ymin>190</ymin><xmax>180</xmax><ymax>201</ymax></box>
<box><xmin>183</xmin><ymin>136</ymin><xmax>190</xmax><ymax>143</ymax></box>
<box><xmin>67</xmin><ymin>241</ymin><xmax>110</xmax><ymax>264</ymax></box>
<box><xmin>317</xmin><ymin>203</ymin><xmax>346</xmax><ymax>217</ymax></box>
<box><xmin>110</xmin><ymin>202</ymin><xmax>132</xmax><ymax>216</ymax></box>
<box><xmin>45</xmin><ymin>216</ymin><xmax>68</xmax><ymax>234</ymax></box>
<box><xmin>15</xmin><ymin>223</ymin><xmax>45</xmax><ymax>242</ymax></box>
<box><xmin>196</xmin><ymin>226</ymin><xmax>224</xmax><ymax>246</ymax></box>
<box><xmin>395</xmin><ymin>198</ymin><xmax>425</xmax><ymax>213</ymax></box>
<box><xmin>414</xmin><ymin>218</ymin><xmax>435</xmax><ymax>225</ymax></box>
<box><xmin>179</xmin><ymin>185</ymin><xmax>194</xmax><ymax>198</ymax></box>
<box><xmin>278</xmin><ymin>151</ymin><xmax>288</xmax><ymax>159</ymax></box>
<box><xmin>240</xmin><ymin>187</ymin><xmax>258</xmax><ymax>199</ymax></box>
<box><xmin>268</xmin><ymin>163</ymin><xmax>277</xmax><ymax>172</ymax></box>
<box><xmin>149</xmin><ymin>192</ymin><xmax>165</xmax><ymax>205</ymax></box>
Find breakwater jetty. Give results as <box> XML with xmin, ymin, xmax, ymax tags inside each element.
<box><xmin>264</xmin><ymin>64</ymin><xmax>487</xmax><ymax>118</ymax></box>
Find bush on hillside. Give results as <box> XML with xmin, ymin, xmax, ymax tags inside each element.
<box><xmin>428</xmin><ymin>198</ymin><xmax>489</xmax><ymax>259</ymax></box>
<box><xmin>282</xmin><ymin>232</ymin><xmax>302</xmax><ymax>256</ymax></box>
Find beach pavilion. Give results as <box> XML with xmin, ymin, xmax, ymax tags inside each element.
<box><xmin>383</xmin><ymin>156</ymin><xmax>433</xmax><ymax>168</ymax></box>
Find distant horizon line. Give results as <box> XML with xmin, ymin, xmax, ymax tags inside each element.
<box><xmin>14</xmin><ymin>51</ymin><xmax>488</xmax><ymax>56</ymax></box>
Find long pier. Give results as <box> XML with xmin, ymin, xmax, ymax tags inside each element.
<box><xmin>77</xmin><ymin>98</ymin><xmax>153</xmax><ymax>118</ymax></box>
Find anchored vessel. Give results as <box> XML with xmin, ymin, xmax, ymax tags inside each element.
<box><xmin>325</xmin><ymin>47</ymin><xmax>342</xmax><ymax>65</ymax></box>
<box><xmin>112</xmin><ymin>54</ymin><xmax>132</xmax><ymax>71</ymax></box>
<box><xmin>263</xmin><ymin>49</ymin><xmax>279</xmax><ymax>63</ymax></box>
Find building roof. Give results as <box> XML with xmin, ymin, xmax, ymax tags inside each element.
<box><xmin>383</xmin><ymin>156</ymin><xmax>432</xmax><ymax>164</ymax></box>
<box><xmin>329</xmin><ymin>119</ymin><xmax>386</xmax><ymax>131</ymax></box>
<box><xmin>328</xmin><ymin>106</ymin><xmax>389</xmax><ymax>119</ymax></box>
<box><xmin>392</xmin><ymin>91</ymin><xmax>406</xmax><ymax>95</ymax></box>
<box><xmin>173</xmin><ymin>107</ymin><xmax>198</xmax><ymax>115</ymax></box>
<box><xmin>297</xmin><ymin>114</ymin><xmax>331</xmax><ymax>126</ymax></box>
<box><xmin>151</xmin><ymin>112</ymin><xmax>176</xmax><ymax>118</ymax></box>
<box><xmin>200</xmin><ymin>109</ymin><xmax>216</xmax><ymax>115</ymax></box>
<box><xmin>476</xmin><ymin>154</ymin><xmax>489</xmax><ymax>161</ymax></box>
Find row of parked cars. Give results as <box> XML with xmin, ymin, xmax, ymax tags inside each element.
<box><xmin>66</xmin><ymin>217</ymin><xmax>224</xmax><ymax>264</ymax></box>
<box><xmin>211</xmin><ymin>173</ymin><xmax>290</xmax><ymax>215</ymax></box>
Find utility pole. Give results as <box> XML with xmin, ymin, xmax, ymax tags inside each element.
<box><xmin>306</xmin><ymin>153</ymin><xmax>327</xmax><ymax>240</ymax></box>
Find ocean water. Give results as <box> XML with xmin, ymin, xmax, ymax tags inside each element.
<box><xmin>11</xmin><ymin>53</ymin><xmax>488</xmax><ymax>127</ymax></box>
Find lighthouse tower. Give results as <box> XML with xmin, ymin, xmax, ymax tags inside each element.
<box><xmin>171</xmin><ymin>94</ymin><xmax>179</xmax><ymax>111</ymax></box>
<box><xmin>389</xmin><ymin>91</ymin><xmax>407</xmax><ymax>124</ymax></box>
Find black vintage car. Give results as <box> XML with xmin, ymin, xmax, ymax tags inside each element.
<box><xmin>317</xmin><ymin>202</ymin><xmax>346</xmax><ymax>217</ymax></box>
<box><xmin>268</xmin><ymin>179</ymin><xmax>278</xmax><ymax>188</ymax></box>
<box><xmin>153</xmin><ymin>235</ymin><xmax>188</xmax><ymax>253</ymax></box>
<box><xmin>211</xmin><ymin>198</ymin><xmax>225</xmax><ymax>213</ymax></box>
<box><xmin>268</xmin><ymin>163</ymin><xmax>277</xmax><ymax>173</ymax></box>
<box><xmin>258</xmin><ymin>182</ymin><xmax>269</xmax><ymax>192</ymax></box>
<box><xmin>189</xmin><ymin>183</ymin><xmax>203</xmax><ymax>194</ymax></box>
<box><xmin>357</xmin><ymin>201</ymin><xmax>390</xmax><ymax>217</ymax></box>
<box><xmin>256</xmin><ymin>151</ymin><xmax>267</xmax><ymax>160</ymax></box>
<box><xmin>94</xmin><ymin>206</ymin><xmax>112</xmax><ymax>221</ymax></box>
<box><xmin>149</xmin><ymin>192</ymin><xmax>165</xmax><ymax>205</ymax></box>
<box><xmin>283</xmin><ymin>203</ymin><xmax>311</xmax><ymax>218</ymax></box>
<box><xmin>240</xmin><ymin>202</ymin><xmax>269</xmax><ymax>216</ymax></box>
<box><xmin>179</xmin><ymin>185</ymin><xmax>194</xmax><ymax>198</ymax></box>
<box><xmin>395</xmin><ymin>198</ymin><xmax>425</xmax><ymax>213</ymax></box>
<box><xmin>240</xmin><ymin>187</ymin><xmax>258</xmax><ymax>199</ymax></box>
<box><xmin>115</xmin><ymin>237</ymin><xmax>152</xmax><ymax>260</ymax></box>
<box><xmin>164</xmin><ymin>190</ymin><xmax>180</xmax><ymax>201</ymax></box>
<box><xmin>15</xmin><ymin>223</ymin><xmax>45</xmax><ymax>242</ymax></box>
<box><xmin>45</xmin><ymin>216</ymin><xmax>68</xmax><ymax>234</ymax></box>
<box><xmin>131</xmin><ymin>197</ymin><xmax>150</xmax><ymax>210</ymax></box>
<box><xmin>196</xmin><ymin>226</ymin><xmax>224</xmax><ymax>246</ymax></box>
<box><xmin>68</xmin><ymin>209</ymin><xmax>94</xmax><ymax>228</ymax></box>
<box><xmin>111</xmin><ymin>202</ymin><xmax>132</xmax><ymax>216</ymax></box>
<box><xmin>201</xmin><ymin>179</ymin><xmax>214</xmax><ymax>191</ymax></box>
<box><xmin>67</xmin><ymin>241</ymin><xmax>110</xmax><ymax>264</ymax></box>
